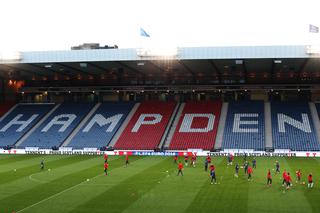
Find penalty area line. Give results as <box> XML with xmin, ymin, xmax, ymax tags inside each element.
<box><xmin>17</xmin><ymin>173</ymin><xmax>104</xmax><ymax>213</ymax></box>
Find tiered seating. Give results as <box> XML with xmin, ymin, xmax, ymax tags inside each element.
<box><xmin>315</xmin><ymin>103</ymin><xmax>320</xmax><ymax>119</ymax></box>
<box><xmin>114</xmin><ymin>101</ymin><xmax>176</xmax><ymax>150</ymax></box>
<box><xmin>271</xmin><ymin>102</ymin><xmax>320</xmax><ymax>151</ymax></box>
<box><xmin>67</xmin><ymin>102</ymin><xmax>134</xmax><ymax>148</ymax></box>
<box><xmin>0</xmin><ymin>102</ymin><xmax>15</xmax><ymax>118</ymax></box>
<box><xmin>222</xmin><ymin>101</ymin><xmax>265</xmax><ymax>150</ymax></box>
<box><xmin>0</xmin><ymin>104</ymin><xmax>54</xmax><ymax>147</ymax></box>
<box><xmin>169</xmin><ymin>101</ymin><xmax>222</xmax><ymax>150</ymax></box>
<box><xmin>20</xmin><ymin>103</ymin><xmax>94</xmax><ymax>148</ymax></box>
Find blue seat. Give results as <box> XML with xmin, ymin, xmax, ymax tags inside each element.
<box><xmin>0</xmin><ymin>104</ymin><xmax>54</xmax><ymax>147</ymax></box>
<box><xmin>271</xmin><ymin>102</ymin><xmax>319</xmax><ymax>151</ymax></box>
<box><xmin>67</xmin><ymin>102</ymin><xmax>134</xmax><ymax>149</ymax></box>
<box><xmin>19</xmin><ymin>103</ymin><xmax>94</xmax><ymax>148</ymax></box>
<box><xmin>222</xmin><ymin>101</ymin><xmax>265</xmax><ymax>150</ymax></box>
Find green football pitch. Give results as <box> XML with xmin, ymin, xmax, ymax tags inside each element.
<box><xmin>0</xmin><ymin>155</ymin><xmax>320</xmax><ymax>213</ymax></box>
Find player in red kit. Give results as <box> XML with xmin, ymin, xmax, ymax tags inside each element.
<box><xmin>296</xmin><ymin>169</ymin><xmax>301</xmax><ymax>183</ymax></box>
<box><xmin>125</xmin><ymin>154</ymin><xmax>129</xmax><ymax>167</ymax></box>
<box><xmin>308</xmin><ymin>173</ymin><xmax>313</xmax><ymax>188</ymax></box>
<box><xmin>282</xmin><ymin>170</ymin><xmax>287</xmax><ymax>186</ymax></box>
<box><xmin>184</xmin><ymin>155</ymin><xmax>189</xmax><ymax>166</ymax></box>
<box><xmin>247</xmin><ymin>166</ymin><xmax>253</xmax><ymax>181</ymax></box>
<box><xmin>206</xmin><ymin>155</ymin><xmax>211</xmax><ymax>164</ymax></box>
<box><xmin>104</xmin><ymin>153</ymin><xmax>108</xmax><ymax>162</ymax></box>
<box><xmin>286</xmin><ymin>172</ymin><xmax>292</xmax><ymax>189</ymax></box>
<box><xmin>191</xmin><ymin>154</ymin><xmax>196</xmax><ymax>167</ymax></box>
<box><xmin>177</xmin><ymin>162</ymin><xmax>184</xmax><ymax>176</ymax></box>
<box><xmin>173</xmin><ymin>155</ymin><xmax>178</xmax><ymax>164</ymax></box>
<box><xmin>267</xmin><ymin>169</ymin><xmax>272</xmax><ymax>186</ymax></box>
<box><xmin>104</xmin><ymin>162</ymin><xmax>109</xmax><ymax>175</ymax></box>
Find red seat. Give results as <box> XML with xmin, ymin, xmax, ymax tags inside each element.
<box><xmin>169</xmin><ymin>101</ymin><xmax>222</xmax><ymax>150</ymax></box>
<box><xmin>114</xmin><ymin>101</ymin><xmax>176</xmax><ymax>150</ymax></box>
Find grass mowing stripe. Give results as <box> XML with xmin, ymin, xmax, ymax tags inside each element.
<box><xmin>4</xmin><ymin>156</ymin><xmax>138</xmax><ymax>213</ymax></box>
<box><xmin>246</xmin><ymin>157</ymin><xmax>313</xmax><ymax>213</ymax></box>
<box><xmin>0</xmin><ymin>154</ymin><xmax>40</xmax><ymax>164</ymax></box>
<box><xmin>68</xmin><ymin>157</ymin><xmax>170</xmax><ymax>213</ymax></box>
<box><xmin>286</xmin><ymin>157</ymin><xmax>320</xmax><ymax>213</ymax></box>
<box><xmin>185</xmin><ymin>157</ymin><xmax>249</xmax><ymax>213</ymax></box>
<box><xmin>0</xmin><ymin>155</ymin><xmax>87</xmax><ymax>185</ymax></box>
<box><xmin>0</xmin><ymin>156</ymin><xmax>111</xmax><ymax>201</ymax></box>
<box><xmin>0</xmin><ymin>155</ymin><xmax>67</xmax><ymax>172</ymax></box>
<box><xmin>13</xmin><ymin>156</ymin><xmax>155</xmax><ymax>213</ymax></box>
<box><xmin>122</xmin><ymin>157</ymin><xmax>223</xmax><ymax>213</ymax></box>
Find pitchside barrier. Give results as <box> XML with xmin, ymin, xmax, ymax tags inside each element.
<box><xmin>0</xmin><ymin>148</ymin><xmax>320</xmax><ymax>157</ymax></box>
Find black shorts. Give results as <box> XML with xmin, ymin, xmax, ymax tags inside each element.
<box><xmin>286</xmin><ymin>181</ymin><xmax>291</xmax><ymax>186</ymax></box>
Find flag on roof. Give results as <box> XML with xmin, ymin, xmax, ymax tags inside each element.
<box><xmin>309</xmin><ymin>24</ymin><xmax>319</xmax><ymax>33</ymax></box>
<box><xmin>140</xmin><ymin>28</ymin><xmax>150</xmax><ymax>37</ymax></box>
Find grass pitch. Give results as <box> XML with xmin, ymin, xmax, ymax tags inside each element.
<box><xmin>0</xmin><ymin>154</ymin><xmax>320</xmax><ymax>213</ymax></box>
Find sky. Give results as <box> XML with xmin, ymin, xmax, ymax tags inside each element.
<box><xmin>0</xmin><ymin>0</ymin><xmax>320</xmax><ymax>51</ymax></box>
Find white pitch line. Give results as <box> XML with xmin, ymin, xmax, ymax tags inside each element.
<box><xmin>17</xmin><ymin>173</ymin><xmax>104</xmax><ymax>213</ymax></box>
<box><xmin>28</xmin><ymin>174</ymin><xmax>48</xmax><ymax>183</ymax></box>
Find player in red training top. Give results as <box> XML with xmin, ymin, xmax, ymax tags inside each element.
<box><xmin>267</xmin><ymin>169</ymin><xmax>272</xmax><ymax>186</ymax></box>
<box><xmin>104</xmin><ymin>162</ymin><xmax>109</xmax><ymax>175</ymax></box>
<box><xmin>206</xmin><ymin>155</ymin><xmax>211</xmax><ymax>164</ymax></box>
<box><xmin>184</xmin><ymin>155</ymin><xmax>189</xmax><ymax>166</ymax></box>
<box><xmin>296</xmin><ymin>169</ymin><xmax>301</xmax><ymax>183</ymax></box>
<box><xmin>173</xmin><ymin>155</ymin><xmax>178</xmax><ymax>164</ymax></box>
<box><xmin>209</xmin><ymin>164</ymin><xmax>216</xmax><ymax>184</ymax></box>
<box><xmin>285</xmin><ymin>172</ymin><xmax>292</xmax><ymax>189</ymax></box>
<box><xmin>177</xmin><ymin>162</ymin><xmax>184</xmax><ymax>176</ymax></box>
<box><xmin>282</xmin><ymin>170</ymin><xmax>287</xmax><ymax>186</ymax></box>
<box><xmin>191</xmin><ymin>154</ymin><xmax>196</xmax><ymax>167</ymax></box>
<box><xmin>125</xmin><ymin>154</ymin><xmax>129</xmax><ymax>167</ymax></box>
<box><xmin>308</xmin><ymin>173</ymin><xmax>313</xmax><ymax>188</ymax></box>
<box><xmin>247</xmin><ymin>166</ymin><xmax>253</xmax><ymax>181</ymax></box>
<box><xmin>104</xmin><ymin>153</ymin><xmax>108</xmax><ymax>162</ymax></box>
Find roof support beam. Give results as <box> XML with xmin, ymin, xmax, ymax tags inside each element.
<box><xmin>208</xmin><ymin>60</ymin><xmax>221</xmax><ymax>84</ymax></box>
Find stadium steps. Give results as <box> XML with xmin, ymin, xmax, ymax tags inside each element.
<box><xmin>60</xmin><ymin>103</ymin><xmax>101</xmax><ymax>147</ymax></box>
<box><xmin>0</xmin><ymin>103</ymin><xmax>18</xmax><ymax>123</ymax></box>
<box><xmin>265</xmin><ymin>102</ymin><xmax>273</xmax><ymax>149</ymax></box>
<box><xmin>162</xmin><ymin>103</ymin><xmax>185</xmax><ymax>150</ymax></box>
<box><xmin>309</xmin><ymin>102</ymin><xmax>320</xmax><ymax>146</ymax></box>
<box><xmin>108</xmin><ymin>103</ymin><xmax>140</xmax><ymax>148</ymax></box>
<box><xmin>157</xmin><ymin>102</ymin><xmax>180</xmax><ymax>150</ymax></box>
<box><xmin>15</xmin><ymin>103</ymin><xmax>59</xmax><ymax>148</ymax></box>
<box><xmin>214</xmin><ymin>102</ymin><xmax>228</xmax><ymax>150</ymax></box>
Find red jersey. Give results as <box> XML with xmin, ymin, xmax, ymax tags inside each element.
<box><xmin>267</xmin><ymin>171</ymin><xmax>271</xmax><ymax>179</ymax></box>
<box><xmin>104</xmin><ymin>162</ymin><xmax>108</xmax><ymax>169</ymax></box>
<box><xmin>174</xmin><ymin>156</ymin><xmax>178</xmax><ymax>160</ymax></box>
<box><xmin>192</xmin><ymin>155</ymin><xmax>196</xmax><ymax>161</ymax></box>
<box><xmin>296</xmin><ymin>171</ymin><xmax>301</xmax><ymax>178</ymax></box>
<box><xmin>206</xmin><ymin>156</ymin><xmax>211</xmax><ymax>163</ymax></box>
<box><xmin>247</xmin><ymin>167</ymin><xmax>253</xmax><ymax>174</ymax></box>
<box><xmin>285</xmin><ymin>174</ymin><xmax>292</xmax><ymax>183</ymax></box>
<box><xmin>184</xmin><ymin>156</ymin><xmax>189</xmax><ymax>161</ymax></box>
<box><xmin>104</xmin><ymin>154</ymin><xmax>108</xmax><ymax>160</ymax></box>
<box><xmin>126</xmin><ymin>155</ymin><xmax>129</xmax><ymax>161</ymax></box>
<box><xmin>282</xmin><ymin>172</ymin><xmax>287</xmax><ymax>179</ymax></box>
<box><xmin>210</xmin><ymin>165</ymin><xmax>215</xmax><ymax>171</ymax></box>
<box><xmin>308</xmin><ymin>175</ymin><xmax>313</xmax><ymax>182</ymax></box>
<box><xmin>178</xmin><ymin>163</ymin><xmax>183</xmax><ymax>170</ymax></box>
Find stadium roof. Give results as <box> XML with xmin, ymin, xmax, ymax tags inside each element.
<box><xmin>0</xmin><ymin>45</ymin><xmax>320</xmax><ymax>87</ymax></box>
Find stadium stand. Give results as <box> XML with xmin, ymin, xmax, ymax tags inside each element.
<box><xmin>19</xmin><ymin>102</ymin><xmax>95</xmax><ymax>148</ymax></box>
<box><xmin>271</xmin><ymin>102</ymin><xmax>320</xmax><ymax>151</ymax></box>
<box><xmin>222</xmin><ymin>101</ymin><xmax>265</xmax><ymax>150</ymax></box>
<box><xmin>114</xmin><ymin>101</ymin><xmax>176</xmax><ymax>150</ymax></box>
<box><xmin>67</xmin><ymin>102</ymin><xmax>134</xmax><ymax>149</ymax></box>
<box><xmin>0</xmin><ymin>104</ymin><xmax>54</xmax><ymax>147</ymax></box>
<box><xmin>0</xmin><ymin>102</ymin><xmax>15</xmax><ymax>118</ymax></box>
<box><xmin>168</xmin><ymin>101</ymin><xmax>222</xmax><ymax>150</ymax></box>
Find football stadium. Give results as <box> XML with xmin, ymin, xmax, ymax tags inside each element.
<box><xmin>2</xmin><ymin>1</ymin><xmax>320</xmax><ymax>213</ymax></box>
